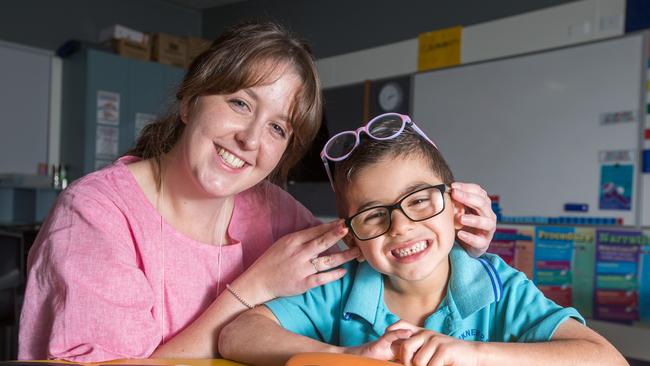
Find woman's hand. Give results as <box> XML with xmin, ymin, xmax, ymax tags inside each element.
<box><xmin>450</xmin><ymin>182</ymin><xmax>497</xmax><ymax>257</ymax></box>
<box><xmin>236</xmin><ymin>220</ymin><xmax>360</xmax><ymax>304</ymax></box>
<box><xmin>387</xmin><ymin>320</ymin><xmax>480</xmax><ymax>366</ymax></box>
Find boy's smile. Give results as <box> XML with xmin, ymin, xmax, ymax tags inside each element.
<box><xmin>343</xmin><ymin>154</ymin><xmax>463</xmax><ymax>288</ymax></box>
<box><xmin>390</xmin><ymin>239</ymin><xmax>431</xmax><ymax>262</ymax></box>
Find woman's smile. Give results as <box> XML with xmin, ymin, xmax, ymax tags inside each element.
<box><xmin>215</xmin><ymin>143</ymin><xmax>247</xmax><ymax>170</ymax></box>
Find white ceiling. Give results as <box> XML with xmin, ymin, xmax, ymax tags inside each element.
<box><xmin>164</xmin><ymin>0</ymin><xmax>246</xmax><ymax>10</ymax></box>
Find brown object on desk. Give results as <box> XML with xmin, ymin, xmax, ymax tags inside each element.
<box><xmin>286</xmin><ymin>353</ymin><xmax>397</xmax><ymax>366</ymax></box>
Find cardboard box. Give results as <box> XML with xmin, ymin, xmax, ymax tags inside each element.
<box><xmin>110</xmin><ymin>39</ymin><xmax>151</xmax><ymax>61</ymax></box>
<box><xmin>152</xmin><ymin>33</ymin><xmax>187</xmax><ymax>68</ymax></box>
<box><xmin>99</xmin><ymin>24</ymin><xmax>148</xmax><ymax>44</ymax></box>
<box><xmin>186</xmin><ymin>36</ymin><xmax>211</xmax><ymax>67</ymax></box>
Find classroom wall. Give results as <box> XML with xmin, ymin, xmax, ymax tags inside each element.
<box><xmin>0</xmin><ymin>0</ymin><xmax>202</xmax><ymax>51</ymax></box>
<box><xmin>201</xmin><ymin>0</ymin><xmax>577</xmax><ymax>59</ymax></box>
<box><xmin>315</xmin><ymin>0</ymin><xmax>625</xmax><ymax>89</ymax></box>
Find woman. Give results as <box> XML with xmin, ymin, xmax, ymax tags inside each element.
<box><xmin>18</xmin><ymin>21</ymin><xmax>496</xmax><ymax>362</ymax></box>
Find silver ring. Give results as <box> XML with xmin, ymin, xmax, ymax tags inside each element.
<box><xmin>310</xmin><ymin>257</ymin><xmax>320</xmax><ymax>273</ymax></box>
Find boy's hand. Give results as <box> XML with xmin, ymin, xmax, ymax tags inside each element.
<box><xmin>345</xmin><ymin>328</ymin><xmax>412</xmax><ymax>361</ymax></box>
<box><xmin>387</xmin><ymin>320</ymin><xmax>480</xmax><ymax>366</ymax></box>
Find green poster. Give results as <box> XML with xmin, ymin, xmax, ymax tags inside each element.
<box><xmin>572</xmin><ymin>227</ymin><xmax>595</xmax><ymax>318</ymax></box>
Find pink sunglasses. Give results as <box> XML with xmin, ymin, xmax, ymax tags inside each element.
<box><xmin>320</xmin><ymin>113</ymin><xmax>437</xmax><ymax>190</ymax></box>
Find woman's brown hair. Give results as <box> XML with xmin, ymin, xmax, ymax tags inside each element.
<box><xmin>127</xmin><ymin>21</ymin><xmax>322</xmax><ymax>187</ymax></box>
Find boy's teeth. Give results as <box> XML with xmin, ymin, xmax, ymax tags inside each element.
<box><xmin>218</xmin><ymin>147</ymin><xmax>245</xmax><ymax>168</ymax></box>
<box><xmin>393</xmin><ymin>241</ymin><xmax>428</xmax><ymax>258</ymax></box>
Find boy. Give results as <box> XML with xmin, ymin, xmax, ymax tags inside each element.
<box><xmin>219</xmin><ymin>113</ymin><xmax>627</xmax><ymax>366</ymax></box>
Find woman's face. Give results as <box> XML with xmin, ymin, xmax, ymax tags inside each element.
<box><xmin>176</xmin><ymin>66</ymin><xmax>301</xmax><ymax>198</ymax></box>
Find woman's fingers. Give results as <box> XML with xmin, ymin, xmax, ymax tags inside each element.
<box><xmin>451</xmin><ymin>182</ymin><xmax>494</xmax><ymax>218</ymax></box>
<box><xmin>304</xmin><ymin>267</ymin><xmax>348</xmax><ymax>288</ymax></box>
<box><xmin>304</xmin><ymin>246</ymin><xmax>361</xmax><ymax>288</ymax></box>
<box><xmin>293</xmin><ymin>219</ymin><xmax>347</xmax><ymax>244</ymax></box>
<box><xmin>450</xmin><ymin>182</ymin><xmax>497</xmax><ymax>257</ymax></box>
<box><xmin>460</xmin><ymin>213</ymin><xmax>496</xmax><ymax>233</ymax></box>
<box><xmin>306</xmin><ymin>221</ymin><xmax>349</xmax><ymax>254</ymax></box>
<box><xmin>457</xmin><ymin>230</ymin><xmax>490</xmax><ymax>252</ymax></box>
<box><xmin>451</xmin><ymin>181</ymin><xmax>487</xmax><ymax>197</ymax></box>
<box><xmin>460</xmin><ymin>214</ymin><xmax>496</xmax><ymax>239</ymax></box>
<box><xmin>285</xmin><ymin>220</ymin><xmax>348</xmax><ymax>256</ymax></box>
<box><xmin>308</xmin><ymin>247</ymin><xmax>360</xmax><ymax>273</ymax></box>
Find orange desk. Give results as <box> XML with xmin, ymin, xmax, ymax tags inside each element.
<box><xmin>286</xmin><ymin>353</ymin><xmax>396</xmax><ymax>365</ymax></box>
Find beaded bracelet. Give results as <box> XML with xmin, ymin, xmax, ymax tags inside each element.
<box><xmin>226</xmin><ymin>284</ymin><xmax>256</xmax><ymax>309</ymax></box>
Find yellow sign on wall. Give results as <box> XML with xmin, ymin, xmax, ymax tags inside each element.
<box><xmin>417</xmin><ymin>26</ymin><xmax>462</xmax><ymax>72</ymax></box>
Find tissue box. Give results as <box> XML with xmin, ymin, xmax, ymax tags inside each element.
<box><xmin>99</xmin><ymin>24</ymin><xmax>148</xmax><ymax>44</ymax></box>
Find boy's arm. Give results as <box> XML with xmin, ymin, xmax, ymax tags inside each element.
<box><xmin>390</xmin><ymin>319</ymin><xmax>628</xmax><ymax>366</ymax></box>
<box><xmin>475</xmin><ymin>318</ymin><xmax>628</xmax><ymax>366</ymax></box>
<box><xmin>219</xmin><ymin>305</ymin><xmax>342</xmax><ymax>366</ymax></box>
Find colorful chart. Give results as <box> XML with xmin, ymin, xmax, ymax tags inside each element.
<box><xmin>492</xmin><ymin>225</ymin><xmax>650</xmax><ymax>325</ymax></box>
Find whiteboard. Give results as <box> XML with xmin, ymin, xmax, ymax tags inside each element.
<box><xmin>0</xmin><ymin>40</ymin><xmax>52</xmax><ymax>175</ymax></box>
<box><xmin>413</xmin><ymin>34</ymin><xmax>644</xmax><ymax>225</ymax></box>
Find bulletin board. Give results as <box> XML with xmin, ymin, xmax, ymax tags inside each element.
<box><xmin>0</xmin><ymin>40</ymin><xmax>52</xmax><ymax>175</ymax></box>
<box><xmin>413</xmin><ymin>34</ymin><xmax>645</xmax><ymax>225</ymax></box>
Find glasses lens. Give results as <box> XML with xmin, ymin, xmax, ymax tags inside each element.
<box><xmin>402</xmin><ymin>186</ymin><xmax>445</xmax><ymax>221</ymax></box>
<box><xmin>367</xmin><ymin>115</ymin><xmax>404</xmax><ymax>139</ymax></box>
<box><xmin>351</xmin><ymin>207</ymin><xmax>390</xmax><ymax>240</ymax></box>
<box><xmin>326</xmin><ymin>132</ymin><xmax>357</xmax><ymax>159</ymax></box>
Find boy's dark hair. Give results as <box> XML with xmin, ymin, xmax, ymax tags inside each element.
<box><xmin>332</xmin><ymin>126</ymin><xmax>455</xmax><ymax>217</ymax></box>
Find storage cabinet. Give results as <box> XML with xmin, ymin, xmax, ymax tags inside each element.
<box><xmin>61</xmin><ymin>48</ymin><xmax>184</xmax><ymax>181</ymax></box>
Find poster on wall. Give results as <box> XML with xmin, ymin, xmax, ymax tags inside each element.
<box><xmin>97</xmin><ymin>90</ymin><xmax>120</xmax><ymax>126</ymax></box>
<box><xmin>571</xmin><ymin>227</ymin><xmax>596</xmax><ymax>318</ymax></box>
<box><xmin>593</xmin><ymin>229</ymin><xmax>642</xmax><ymax>323</ymax></box>
<box><xmin>639</xmin><ymin>230</ymin><xmax>650</xmax><ymax>324</ymax></box>
<box><xmin>490</xmin><ymin>227</ymin><xmax>535</xmax><ymax>279</ymax></box>
<box><xmin>534</xmin><ymin>226</ymin><xmax>575</xmax><ymax>307</ymax></box>
<box><xmin>513</xmin><ymin>226</ymin><xmax>535</xmax><ymax>281</ymax></box>
<box><xmin>492</xmin><ymin>225</ymin><xmax>648</xmax><ymax>324</ymax></box>
<box><xmin>599</xmin><ymin>164</ymin><xmax>633</xmax><ymax>210</ymax></box>
<box><xmin>489</xmin><ymin>228</ymin><xmax>517</xmax><ymax>266</ymax></box>
<box><xmin>95</xmin><ymin>125</ymin><xmax>119</xmax><ymax>160</ymax></box>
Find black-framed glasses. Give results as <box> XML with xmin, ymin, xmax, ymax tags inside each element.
<box><xmin>346</xmin><ymin>184</ymin><xmax>451</xmax><ymax>241</ymax></box>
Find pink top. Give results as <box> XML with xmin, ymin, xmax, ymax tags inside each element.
<box><xmin>18</xmin><ymin>156</ymin><xmax>319</xmax><ymax>362</ymax></box>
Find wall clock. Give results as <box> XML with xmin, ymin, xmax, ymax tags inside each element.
<box><xmin>377</xmin><ymin>82</ymin><xmax>403</xmax><ymax>112</ymax></box>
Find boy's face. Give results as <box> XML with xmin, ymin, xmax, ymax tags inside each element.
<box><xmin>342</xmin><ymin>154</ymin><xmax>463</xmax><ymax>283</ymax></box>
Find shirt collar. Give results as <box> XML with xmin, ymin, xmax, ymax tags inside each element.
<box><xmin>342</xmin><ymin>244</ymin><xmax>502</xmax><ymax>323</ymax></box>
<box><xmin>448</xmin><ymin>243</ymin><xmax>503</xmax><ymax>318</ymax></box>
<box><xmin>343</xmin><ymin>261</ymin><xmax>383</xmax><ymax>324</ymax></box>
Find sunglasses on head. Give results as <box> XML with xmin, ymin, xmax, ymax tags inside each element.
<box><xmin>319</xmin><ymin>113</ymin><xmax>437</xmax><ymax>190</ymax></box>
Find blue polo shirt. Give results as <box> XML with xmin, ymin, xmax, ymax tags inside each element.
<box><xmin>266</xmin><ymin>244</ymin><xmax>585</xmax><ymax>346</ymax></box>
